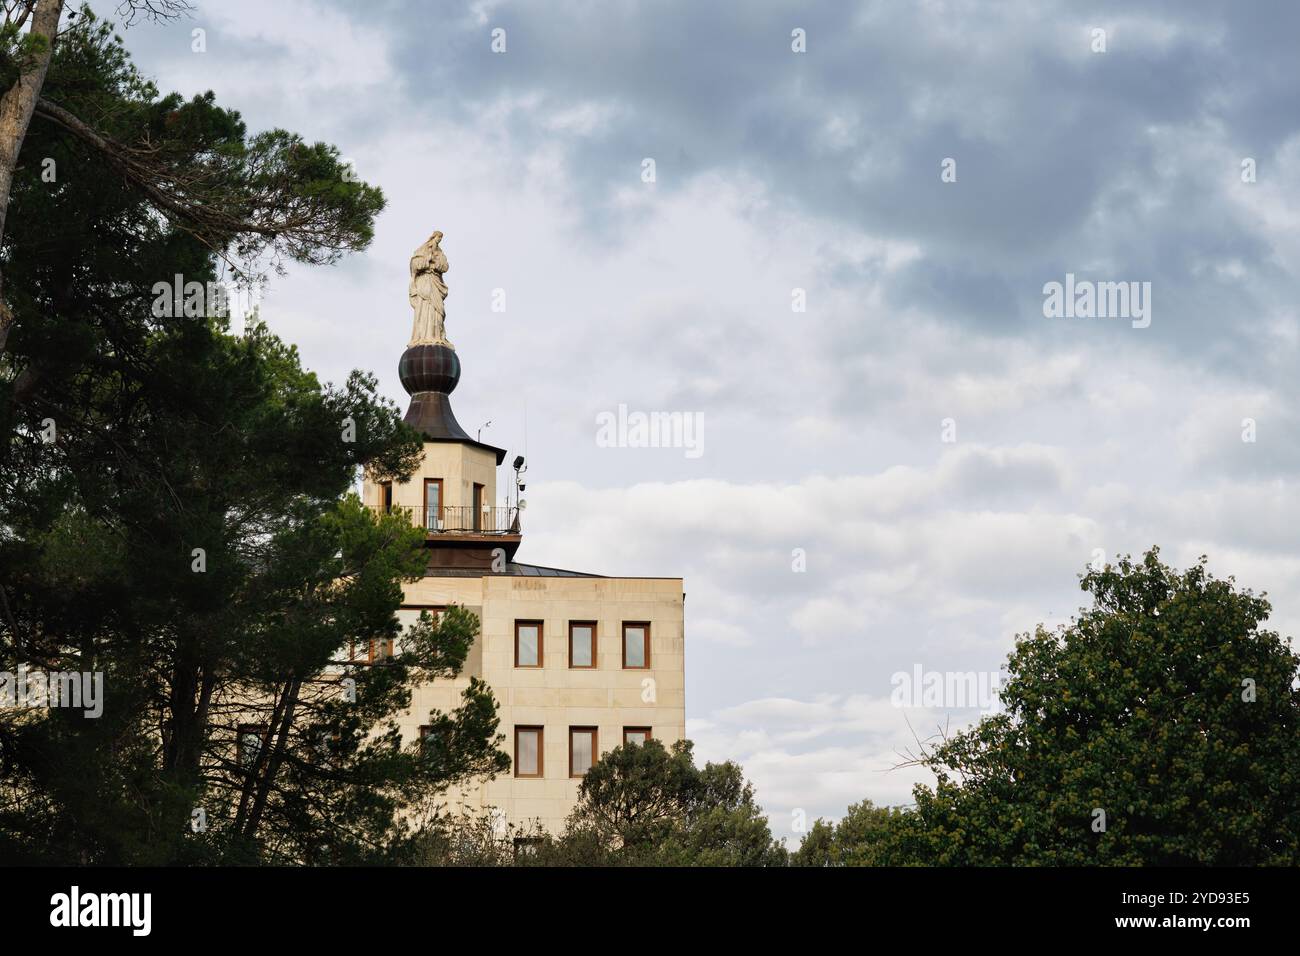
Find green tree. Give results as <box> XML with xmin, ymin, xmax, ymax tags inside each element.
<box><xmin>792</xmin><ymin>800</ymin><xmax>908</xmax><ymax>866</ymax></box>
<box><xmin>0</xmin><ymin>14</ymin><xmax>508</xmax><ymax>864</ymax></box>
<box><xmin>541</xmin><ymin>739</ymin><xmax>787</xmax><ymax>866</ymax></box>
<box><xmin>889</xmin><ymin>549</ymin><xmax>1300</xmax><ymax>865</ymax></box>
<box><xmin>2</xmin><ymin>5</ymin><xmax>385</xmax><ymax>404</ymax></box>
<box><xmin>0</xmin><ymin>2</ymin><xmax>190</xmax><ymax>356</ymax></box>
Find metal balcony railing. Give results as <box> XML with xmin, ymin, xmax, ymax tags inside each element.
<box><xmin>370</xmin><ymin>504</ymin><xmax>519</xmax><ymax>534</ymax></box>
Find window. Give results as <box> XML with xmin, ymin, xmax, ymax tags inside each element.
<box><xmin>569</xmin><ymin>727</ymin><xmax>597</xmax><ymax>777</ymax></box>
<box><xmin>623</xmin><ymin>727</ymin><xmax>652</xmax><ymax>747</ymax></box>
<box><xmin>472</xmin><ymin>483</ymin><xmax>484</xmax><ymax>530</ymax></box>
<box><xmin>515</xmin><ymin>620</ymin><xmax>543</xmax><ymax>668</ymax></box>
<box><xmin>515</xmin><ymin>726</ymin><xmax>543</xmax><ymax>777</ymax></box>
<box><xmin>569</xmin><ymin>621</ymin><xmax>596</xmax><ymax>669</ymax></box>
<box><xmin>622</xmin><ymin>622</ymin><xmax>650</xmax><ymax>669</ymax></box>
<box><xmin>424</xmin><ymin>478</ymin><xmax>443</xmax><ymax>529</ymax></box>
<box><xmin>361</xmin><ymin>605</ymin><xmax>444</xmax><ymax>664</ymax></box>
<box><xmin>380</xmin><ymin>481</ymin><xmax>393</xmax><ymax>513</ymax></box>
<box><xmin>419</xmin><ymin>724</ymin><xmax>446</xmax><ymax>758</ymax></box>
<box><xmin>513</xmin><ymin>837</ymin><xmax>543</xmax><ymax>860</ymax></box>
<box><xmin>348</xmin><ymin>637</ymin><xmax>394</xmax><ymax>662</ymax></box>
<box><xmin>237</xmin><ymin>724</ymin><xmax>268</xmax><ymax>770</ymax></box>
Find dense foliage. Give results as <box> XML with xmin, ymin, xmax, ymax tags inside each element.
<box><xmin>406</xmin><ymin>739</ymin><xmax>788</xmax><ymax>867</ymax></box>
<box><xmin>797</xmin><ymin>550</ymin><xmax>1300</xmax><ymax>866</ymax></box>
<box><xmin>0</xmin><ymin>13</ymin><xmax>508</xmax><ymax>864</ymax></box>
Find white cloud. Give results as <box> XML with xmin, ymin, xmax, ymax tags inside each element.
<box><xmin>691</xmin><ymin>693</ymin><xmax>964</xmax><ymax>836</ymax></box>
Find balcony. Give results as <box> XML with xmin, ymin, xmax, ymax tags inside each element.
<box><xmin>370</xmin><ymin>504</ymin><xmax>519</xmax><ymax>535</ymax></box>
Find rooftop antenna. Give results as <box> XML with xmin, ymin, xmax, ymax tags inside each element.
<box><xmin>477</xmin><ymin>420</ymin><xmax>492</xmax><ymax>441</ymax></box>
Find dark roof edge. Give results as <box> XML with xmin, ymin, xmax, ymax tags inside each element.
<box><xmin>423</xmin><ymin>565</ymin><xmax>684</xmax><ymax>580</ymax></box>
<box><xmin>420</xmin><ymin>434</ymin><xmax>508</xmax><ymax>465</ymax></box>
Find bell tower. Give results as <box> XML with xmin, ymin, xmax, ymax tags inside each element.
<box><xmin>362</xmin><ymin>232</ymin><xmax>519</xmax><ymax>568</ymax></box>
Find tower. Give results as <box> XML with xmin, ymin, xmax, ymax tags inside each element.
<box><xmin>368</xmin><ymin>227</ymin><xmax>518</xmax><ymax>568</ymax></box>
<box><xmin>383</xmin><ymin>336</ymin><xmax>520</xmax><ymax>571</ymax></box>
<box><xmin>362</xmin><ymin>232</ymin><xmax>685</xmax><ymax>834</ymax></box>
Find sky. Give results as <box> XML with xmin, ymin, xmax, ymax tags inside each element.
<box><xmin>95</xmin><ymin>0</ymin><xmax>1300</xmax><ymax>838</ymax></box>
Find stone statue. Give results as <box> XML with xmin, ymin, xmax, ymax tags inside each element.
<box><xmin>408</xmin><ymin>230</ymin><xmax>451</xmax><ymax>348</ymax></box>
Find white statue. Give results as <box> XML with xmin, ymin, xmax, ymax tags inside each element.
<box><xmin>408</xmin><ymin>230</ymin><xmax>451</xmax><ymax>348</ymax></box>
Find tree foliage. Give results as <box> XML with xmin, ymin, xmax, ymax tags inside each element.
<box><xmin>791</xmin><ymin>800</ymin><xmax>907</xmax><ymax>867</ymax></box>
<box><xmin>400</xmin><ymin>739</ymin><xmax>789</xmax><ymax>867</ymax></box>
<box><xmin>802</xmin><ymin>549</ymin><xmax>1300</xmax><ymax>866</ymax></box>
<box><xmin>546</xmin><ymin>739</ymin><xmax>786</xmax><ymax>866</ymax></box>
<box><xmin>0</xmin><ymin>10</ymin><xmax>508</xmax><ymax>865</ymax></box>
<box><xmin>2</xmin><ymin>6</ymin><xmax>385</xmax><ymax>398</ymax></box>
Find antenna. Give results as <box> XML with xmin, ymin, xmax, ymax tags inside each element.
<box><xmin>477</xmin><ymin>420</ymin><xmax>492</xmax><ymax>441</ymax></box>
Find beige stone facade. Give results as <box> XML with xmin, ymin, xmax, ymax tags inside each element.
<box><xmin>362</xmin><ymin>440</ymin><xmax>685</xmax><ymax>834</ymax></box>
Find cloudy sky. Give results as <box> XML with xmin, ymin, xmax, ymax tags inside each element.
<box><xmin>99</xmin><ymin>0</ymin><xmax>1300</xmax><ymax>837</ymax></box>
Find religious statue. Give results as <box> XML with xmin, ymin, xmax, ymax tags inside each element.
<box><xmin>408</xmin><ymin>230</ymin><xmax>451</xmax><ymax>348</ymax></box>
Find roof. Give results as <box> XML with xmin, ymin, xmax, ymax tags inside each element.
<box><xmin>423</xmin><ymin>561</ymin><xmax>603</xmax><ymax>578</ymax></box>
<box><xmin>403</xmin><ymin>392</ymin><xmax>508</xmax><ymax>464</ymax></box>
<box><xmin>423</xmin><ymin>564</ymin><xmax>684</xmax><ymax>580</ymax></box>
<box><xmin>509</xmin><ymin>562</ymin><xmax>603</xmax><ymax>577</ymax></box>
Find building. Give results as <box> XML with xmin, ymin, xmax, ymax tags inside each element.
<box><xmin>360</xmin><ymin>255</ymin><xmax>685</xmax><ymax>833</ymax></box>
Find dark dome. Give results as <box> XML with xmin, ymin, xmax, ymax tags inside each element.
<box><xmin>393</xmin><ymin>340</ymin><xmax>507</xmax><ymax>462</ymax></box>
<box><xmin>399</xmin><ymin>344</ymin><xmax>460</xmax><ymax>395</ymax></box>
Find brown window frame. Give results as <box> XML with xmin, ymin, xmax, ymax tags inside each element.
<box><xmin>569</xmin><ymin>726</ymin><xmax>598</xmax><ymax>778</ymax></box>
<box><xmin>621</xmin><ymin>622</ymin><xmax>651</xmax><ymax>669</ymax></box>
<box><xmin>568</xmin><ymin>621</ymin><xmax>597</xmax><ymax>669</ymax></box>
<box><xmin>623</xmin><ymin>726</ymin><xmax>652</xmax><ymax>747</ymax></box>
<box><xmin>472</xmin><ymin>482</ymin><xmax>484</xmax><ymax>530</ymax></box>
<box><xmin>514</xmin><ymin>620</ymin><xmax>544</xmax><ymax>668</ymax></box>
<box><xmin>424</xmin><ymin>477</ymin><xmax>444</xmax><ymax>529</ymax></box>
<box><xmin>379</xmin><ymin>480</ymin><xmax>393</xmax><ymax>513</ymax></box>
<box><xmin>514</xmin><ymin>725</ymin><xmax>544</xmax><ymax>778</ymax></box>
